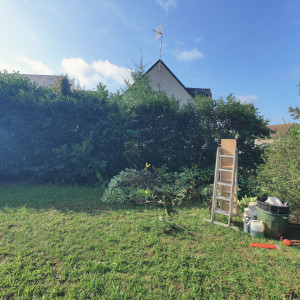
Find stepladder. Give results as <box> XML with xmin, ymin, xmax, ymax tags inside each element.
<box><xmin>205</xmin><ymin>139</ymin><xmax>238</xmax><ymax>230</ymax></box>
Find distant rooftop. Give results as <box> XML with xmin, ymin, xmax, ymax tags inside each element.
<box><xmin>185</xmin><ymin>87</ymin><xmax>212</xmax><ymax>97</ymax></box>
<box><xmin>20</xmin><ymin>74</ymin><xmax>58</xmax><ymax>88</ymax></box>
<box><xmin>267</xmin><ymin>124</ymin><xmax>292</xmax><ymax>139</ymax></box>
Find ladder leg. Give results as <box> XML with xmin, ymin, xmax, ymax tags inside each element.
<box><xmin>210</xmin><ymin>147</ymin><xmax>220</xmax><ymax>223</ymax></box>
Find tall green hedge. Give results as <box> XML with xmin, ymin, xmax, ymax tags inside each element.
<box><xmin>258</xmin><ymin>124</ymin><xmax>300</xmax><ymax>218</ymax></box>
<box><xmin>0</xmin><ymin>72</ymin><xmax>270</xmax><ymax>184</ymax></box>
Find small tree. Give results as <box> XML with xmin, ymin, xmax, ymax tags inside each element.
<box><xmin>258</xmin><ymin>120</ymin><xmax>300</xmax><ymax>220</ymax></box>
<box><xmin>53</xmin><ymin>75</ymin><xmax>73</xmax><ymax>96</ymax></box>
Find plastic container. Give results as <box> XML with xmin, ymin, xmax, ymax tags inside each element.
<box><xmin>250</xmin><ymin>220</ymin><xmax>265</xmax><ymax>238</ymax></box>
<box><xmin>257</xmin><ymin>207</ymin><xmax>290</xmax><ymax>239</ymax></box>
<box><xmin>244</xmin><ymin>216</ymin><xmax>256</xmax><ymax>233</ymax></box>
<box><xmin>243</xmin><ymin>207</ymin><xmax>257</xmax><ymax>233</ymax></box>
<box><xmin>257</xmin><ymin>200</ymin><xmax>289</xmax><ymax>214</ymax></box>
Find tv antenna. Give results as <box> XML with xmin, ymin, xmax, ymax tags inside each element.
<box><xmin>153</xmin><ymin>25</ymin><xmax>163</xmax><ymax>71</ymax></box>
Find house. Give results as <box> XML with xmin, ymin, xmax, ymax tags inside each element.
<box><xmin>267</xmin><ymin>124</ymin><xmax>292</xmax><ymax>139</ymax></box>
<box><xmin>20</xmin><ymin>74</ymin><xmax>58</xmax><ymax>88</ymax></box>
<box><xmin>255</xmin><ymin>124</ymin><xmax>292</xmax><ymax>145</ymax></box>
<box><xmin>145</xmin><ymin>59</ymin><xmax>211</xmax><ymax>105</ymax></box>
<box><xmin>8</xmin><ymin>60</ymin><xmax>212</xmax><ymax>104</ymax></box>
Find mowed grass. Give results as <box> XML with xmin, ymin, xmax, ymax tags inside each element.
<box><xmin>0</xmin><ymin>185</ymin><xmax>299</xmax><ymax>299</ymax></box>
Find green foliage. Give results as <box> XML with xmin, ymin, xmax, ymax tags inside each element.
<box><xmin>237</xmin><ymin>195</ymin><xmax>258</xmax><ymax>210</ymax></box>
<box><xmin>0</xmin><ymin>73</ymin><xmax>128</xmax><ymax>183</ymax></box>
<box><xmin>258</xmin><ymin>124</ymin><xmax>300</xmax><ymax>219</ymax></box>
<box><xmin>188</xmin><ymin>94</ymin><xmax>270</xmax><ymax>171</ymax></box>
<box><xmin>102</xmin><ymin>166</ymin><xmax>213</xmax><ymax>211</ymax></box>
<box><xmin>238</xmin><ymin>173</ymin><xmax>260</xmax><ymax>198</ymax></box>
<box><xmin>0</xmin><ymin>71</ymin><xmax>270</xmax><ymax>184</ymax></box>
<box><xmin>289</xmin><ymin>105</ymin><xmax>300</xmax><ymax>120</ymax></box>
<box><xmin>53</xmin><ymin>74</ymin><xmax>73</xmax><ymax>96</ymax></box>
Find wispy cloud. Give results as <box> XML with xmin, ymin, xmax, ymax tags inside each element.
<box><xmin>97</xmin><ymin>2</ymin><xmax>139</xmax><ymax>31</ymax></box>
<box><xmin>61</xmin><ymin>57</ymin><xmax>133</xmax><ymax>90</ymax></box>
<box><xmin>0</xmin><ymin>62</ymin><xmax>23</xmax><ymax>73</ymax></box>
<box><xmin>155</xmin><ymin>0</ymin><xmax>177</xmax><ymax>12</ymax></box>
<box><xmin>194</xmin><ymin>37</ymin><xmax>203</xmax><ymax>44</ymax></box>
<box><xmin>18</xmin><ymin>55</ymin><xmax>53</xmax><ymax>74</ymax></box>
<box><xmin>38</xmin><ymin>3</ymin><xmax>66</xmax><ymax>19</ymax></box>
<box><xmin>237</xmin><ymin>95</ymin><xmax>259</xmax><ymax>104</ymax></box>
<box><xmin>26</xmin><ymin>28</ymin><xmax>40</xmax><ymax>43</ymax></box>
<box><xmin>175</xmin><ymin>48</ymin><xmax>204</xmax><ymax>62</ymax></box>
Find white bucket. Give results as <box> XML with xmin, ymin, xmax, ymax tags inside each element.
<box><xmin>250</xmin><ymin>220</ymin><xmax>265</xmax><ymax>238</ymax></box>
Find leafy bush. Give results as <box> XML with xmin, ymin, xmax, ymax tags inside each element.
<box><xmin>102</xmin><ymin>165</ymin><xmax>214</xmax><ymax>211</ymax></box>
<box><xmin>0</xmin><ymin>71</ymin><xmax>270</xmax><ymax>184</ymax></box>
<box><xmin>0</xmin><ymin>73</ymin><xmax>129</xmax><ymax>183</ymax></box>
<box><xmin>237</xmin><ymin>196</ymin><xmax>258</xmax><ymax>210</ymax></box>
<box><xmin>258</xmin><ymin>124</ymin><xmax>300</xmax><ymax>219</ymax></box>
<box><xmin>238</xmin><ymin>173</ymin><xmax>260</xmax><ymax>198</ymax></box>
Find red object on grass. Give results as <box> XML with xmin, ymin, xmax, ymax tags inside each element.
<box><xmin>283</xmin><ymin>239</ymin><xmax>292</xmax><ymax>246</ymax></box>
<box><xmin>251</xmin><ymin>243</ymin><xmax>277</xmax><ymax>249</ymax></box>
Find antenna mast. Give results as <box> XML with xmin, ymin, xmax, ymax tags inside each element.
<box><xmin>153</xmin><ymin>25</ymin><xmax>163</xmax><ymax>71</ymax></box>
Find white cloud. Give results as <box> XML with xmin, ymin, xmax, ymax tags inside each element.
<box><xmin>18</xmin><ymin>55</ymin><xmax>53</xmax><ymax>74</ymax></box>
<box><xmin>156</xmin><ymin>0</ymin><xmax>177</xmax><ymax>12</ymax></box>
<box><xmin>0</xmin><ymin>62</ymin><xmax>22</xmax><ymax>73</ymax></box>
<box><xmin>176</xmin><ymin>48</ymin><xmax>204</xmax><ymax>61</ymax></box>
<box><xmin>1</xmin><ymin>56</ymin><xmax>133</xmax><ymax>91</ymax></box>
<box><xmin>26</xmin><ymin>28</ymin><xmax>40</xmax><ymax>43</ymax></box>
<box><xmin>237</xmin><ymin>95</ymin><xmax>259</xmax><ymax>103</ymax></box>
<box><xmin>61</xmin><ymin>57</ymin><xmax>133</xmax><ymax>90</ymax></box>
<box><xmin>194</xmin><ymin>37</ymin><xmax>203</xmax><ymax>44</ymax></box>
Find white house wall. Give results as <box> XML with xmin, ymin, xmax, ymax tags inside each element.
<box><xmin>147</xmin><ymin>62</ymin><xmax>192</xmax><ymax>105</ymax></box>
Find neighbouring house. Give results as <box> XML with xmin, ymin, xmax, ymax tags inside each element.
<box><xmin>267</xmin><ymin>124</ymin><xmax>292</xmax><ymax>139</ymax></box>
<box><xmin>0</xmin><ymin>72</ymin><xmax>58</xmax><ymax>88</ymax></box>
<box><xmin>256</xmin><ymin>124</ymin><xmax>292</xmax><ymax>145</ymax></box>
<box><xmin>145</xmin><ymin>59</ymin><xmax>211</xmax><ymax>105</ymax></box>
<box><xmin>6</xmin><ymin>60</ymin><xmax>212</xmax><ymax>104</ymax></box>
<box><xmin>20</xmin><ymin>74</ymin><xmax>58</xmax><ymax>88</ymax></box>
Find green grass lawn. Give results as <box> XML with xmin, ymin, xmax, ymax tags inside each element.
<box><xmin>0</xmin><ymin>185</ymin><xmax>299</xmax><ymax>299</ymax></box>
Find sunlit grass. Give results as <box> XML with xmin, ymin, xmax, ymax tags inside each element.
<box><xmin>0</xmin><ymin>185</ymin><xmax>299</xmax><ymax>299</ymax></box>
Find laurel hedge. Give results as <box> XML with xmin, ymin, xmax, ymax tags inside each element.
<box><xmin>0</xmin><ymin>71</ymin><xmax>270</xmax><ymax>184</ymax></box>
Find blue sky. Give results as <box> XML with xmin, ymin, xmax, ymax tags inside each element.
<box><xmin>1</xmin><ymin>0</ymin><xmax>299</xmax><ymax>124</ymax></box>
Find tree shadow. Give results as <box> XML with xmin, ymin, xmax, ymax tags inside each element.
<box><xmin>0</xmin><ymin>184</ymin><xmax>211</xmax><ymax>216</ymax></box>
<box><xmin>0</xmin><ymin>184</ymin><xmax>127</xmax><ymax>215</ymax></box>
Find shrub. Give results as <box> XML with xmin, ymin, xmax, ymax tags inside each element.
<box><xmin>0</xmin><ymin>71</ymin><xmax>270</xmax><ymax>184</ymax></box>
<box><xmin>238</xmin><ymin>173</ymin><xmax>260</xmax><ymax>198</ymax></box>
<box><xmin>258</xmin><ymin>124</ymin><xmax>300</xmax><ymax>220</ymax></box>
<box><xmin>102</xmin><ymin>165</ymin><xmax>214</xmax><ymax>211</ymax></box>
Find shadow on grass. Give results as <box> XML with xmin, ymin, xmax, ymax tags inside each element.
<box><xmin>1</xmin><ymin>184</ymin><xmax>299</xmax><ymax>240</ymax></box>
<box><xmin>0</xmin><ymin>184</ymin><xmax>209</xmax><ymax>216</ymax></box>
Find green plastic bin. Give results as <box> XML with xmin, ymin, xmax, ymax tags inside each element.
<box><xmin>256</xmin><ymin>207</ymin><xmax>289</xmax><ymax>239</ymax></box>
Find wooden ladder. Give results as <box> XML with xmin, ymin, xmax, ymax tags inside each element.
<box><xmin>205</xmin><ymin>139</ymin><xmax>238</xmax><ymax>230</ymax></box>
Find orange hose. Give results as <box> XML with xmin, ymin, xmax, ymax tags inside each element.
<box><xmin>251</xmin><ymin>243</ymin><xmax>277</xmax><ymax>249</ymax></box>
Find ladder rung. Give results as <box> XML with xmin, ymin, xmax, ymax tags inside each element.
<box><xmin>217</xmin><ymin>181</ymin><xmax>232</xmax><ymax>187</ymax></box>
<box><xmin>216</xmin><ymin>195</ymin><xmax>231</xmax><ymax>201</ymax></box>
<box><xmin>222</xmin><ymin>179</ymin><xmax>232</xmax><ymax>182</ymax></box>
<box><xmin>214</xmin><ymin>209</ymin><xmax>230</xmax><ymax>216</ymax></box>
<box><xmin>219</xmin><ymin>154</ymin><xmax>234</xmax><ymax>158</ymax></box>
<box><xmin>218</xmin><ymin>168</ymin><xmax>233</xmax><ymax>172</ymax></box>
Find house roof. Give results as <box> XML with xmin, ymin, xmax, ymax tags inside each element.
<box><xmin>145</xmin><ymin>59</ymin><xmax>211</xmax><ymax>97</ymax></box>
<box><xmin>186</xmin><ymin>88</ymin><xmax>212</xmax><ymax>97</ymax></box>
<box><xmin>20</xmin><ymin>74</ymin><xmax>57</xmax><ymax>87</ymax></box>
<box><xmin>267</xmin><ymin>124</ymin><xmax>292</xmax><ymax>139</ymax></box>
